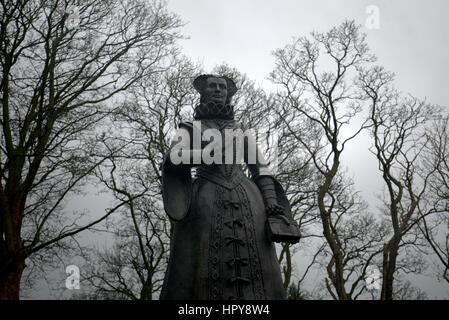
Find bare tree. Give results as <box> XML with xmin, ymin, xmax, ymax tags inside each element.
<box><xmin>272</xmin><ymin>113</ymin><xmax>324</xmax><ymax>297</ymax></box>
<box><xmin>81</xmin><ymin>197</ymin><xmax>170</xmax><ymax>300</ymax></box>
<box><xmin>269</xmin><ymin>20</ymin><xmax>392</xmax><ymax>300</ymax></box>
<box><xmin>212</xmin><ymin>64</ymin><xmax>321</xmax><ymax>296</ymax></box>
<box><xmin>0</xmin><ymin>0</ymin><xmax>182</xmax><ymax>299</ymax></box>
<box><xmin>77</xmin><ymin>55</ymin><xmax>198</xmax><ymax>300</ymax></box>
<box><xmin>84</xmin><ymin>62</ymin><xmax>318</xmax><ymax>299</ymax></box>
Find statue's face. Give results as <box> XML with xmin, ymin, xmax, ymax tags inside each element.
<box><xmin>203</xmin><ymin>77</ymin><xmax>227</xmax><ymax>104</ymax></box>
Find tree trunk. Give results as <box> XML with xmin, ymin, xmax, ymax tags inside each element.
<box><xmin>0</xmin><ymin>256</ymin><xmax>25</xmax><ymax>300</ymax></box>
<box><xmin>140</xmin><ymin>277</ymin><xmax>153</xmax><ymax>300</ymax></box>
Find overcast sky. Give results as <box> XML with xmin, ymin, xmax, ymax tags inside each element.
<box><xmin>164</xmin><ymin>0</ymin><xmax>449</xmax><ymax>299</ymax></box>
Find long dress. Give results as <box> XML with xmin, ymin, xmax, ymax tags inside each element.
<box><xmin>160</xmin><ymin>119</ymin><xmax>285</xmax><ymax>300</ymax></box>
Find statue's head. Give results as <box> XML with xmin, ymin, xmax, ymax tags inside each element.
<box><xmin>193</xmin><ymin>74</ymin><xmax>237</xmax><ymax>105</ymax></box>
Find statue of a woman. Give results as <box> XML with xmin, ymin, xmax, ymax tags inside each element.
<box><xmin>160</xmin><ymin>74</ymin><xmax>299</xmax><ymax>300</ymax></box>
